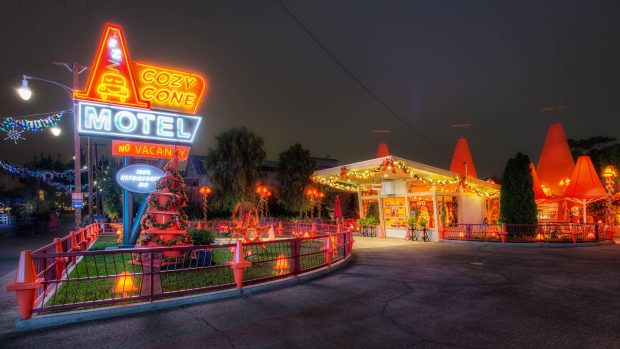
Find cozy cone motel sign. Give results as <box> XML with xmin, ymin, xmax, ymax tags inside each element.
<box><xmin>74</xmin><ymin>23</ymin><xmax>206</xmax><ymax>144</ymax></box>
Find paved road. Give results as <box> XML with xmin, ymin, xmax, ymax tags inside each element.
<box><xmin>2</xmin><ymin>237</ymin><xmax>620</xmax><ymax>348</ymax></box>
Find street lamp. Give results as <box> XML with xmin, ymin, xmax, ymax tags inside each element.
<box><xmin>17</xmin><ymin>77</ymin><xmax>32</xmax><ymax>101</ymax></box>
<box><xmin>16</xmin><ymin>63</ymin><xmax>88</xmax><ymax>229</ymax></box>
<box><xmin>199</xmin><ymin>186</ymin><xmax>212</xmax><ymax>227</ymax></box>
<box><xmin>601</xmin><ymin>165</ymin><xmax>617</xmax><ymax>224</ymax></box>
<box><xmin>50</xmin><ymin>127</ymin><xmax>61</xmax><ymax>136</ymax></box>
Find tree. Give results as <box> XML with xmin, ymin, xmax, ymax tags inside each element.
<box><xmin>568</xmin><ymin>136</ymin><xmax>620</xmax><ymax>172</ymax></box>
<box><xmin>206</xmin><ymin>127</ymin><xmax>266</xmax><ymax>212</ymax></box>
<box><xmin>499</xmin><ymin>152</ymin><xmax>538</xmax><ymax>225</ymax></box>
<box><xmin>276</xmin><ymin>144</ymin><xmax>316</xmax><ymax>214</ymax></box>
<box><xmin>98</xmin><ymin>158</ymin><xmax>122</xmax><ymax>219</ymax></box>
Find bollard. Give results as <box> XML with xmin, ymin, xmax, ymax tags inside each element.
<box><xmin>325</xmin><ymin>233</ymin><xmax>334</xmax><ymax>265</ymax></box>
<box><xmin>267</xmin><ymin>225</ymin><xmax>276</xmax><ymax>241</ymax></box>
<box><xmin>311</xmin><ymin>222</ymin><xmax>317</xmax><ymax>237</ymax></box>
<box><xmin>228</xmin><ymin>240</ymin><xmax>251</xmax><ymax>289</ymax></box>
<box><xmin>500</xmin><ymin>223</ymin><xmax>507</xmax><ymax>243</ymax></box>
<box><xmin>6</xmin><ymin>250</ymin><xmax>43</xmax><ymax>319</ymax></box>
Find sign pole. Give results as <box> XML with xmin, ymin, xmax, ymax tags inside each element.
<box><xmin>122</xmin><ymin>156</ymin><xmax>133</xmax><ymax>246</ymax></box>
<box><xmin>72</xmin><ymin>63</ymin><xmax>82</xmax><ymax>229</ymax></box>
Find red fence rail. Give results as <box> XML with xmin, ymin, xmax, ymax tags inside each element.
<box><xmin>10</xmin><ymin>223</ymin><xmax>352</xmax><ymax>319</ymax></box>
<box><xmin>441</xmin><ymin>223</ymin><xmax>616</xmax><ymax>243</ymax></box>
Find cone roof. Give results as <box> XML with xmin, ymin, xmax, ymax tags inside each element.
<box><xmin>536</xmin><ymin>123</ymin><xmax>575</xmax><ymax>196</ymax></box>
<box><xmin>376</xmin><ymin>142</ymin><xmax>390</xmax><ymax>158</ymax></box>
<box><xmin>529</xmin><ymin>163</ymin><xmax>547</xmax><ymax>200</ymax></box>
<box><xmin>563</xmin><ymin>155</ymin><xmax>607</xmax><ymax>199</ymax></box>
<box><xmin>449</xmin><ymin>137</ymin><xmax>478</xmax><ymax>178</ymax></box>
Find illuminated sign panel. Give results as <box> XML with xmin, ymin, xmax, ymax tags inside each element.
<box><xmin>74</xmin><ymin>24</ymin><xmax>148</xmax><ymax>108</ymax></box>
<box><xmin>112</xmin><ymin>140</ymin><xmax>191</xmax><ymax>160</ymax></box>
<box><xmin>77</xmin><ymin>101</ymin><xmax>201</xmax><ymax>143</ymax></box>
<box><xmin>134</xmin><ymin>63</ymin><xmax>206</xmax><ymax>114</ymax></box>
<box><xmin>115</xmin><ymin>164</ymin><xmax>165</xmax><ymax>193</ymax></box>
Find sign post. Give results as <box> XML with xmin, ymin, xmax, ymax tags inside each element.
<box><xmin>73</xmin><ymin>23</ymin><xmax>206</xmax><ymax>246</ymax></box>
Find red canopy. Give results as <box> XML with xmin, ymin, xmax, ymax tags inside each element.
<box><xmin>537</xmin><ymin>123</ymin><xmax>575</xmax><ymax>197</ymax></box>
<box><xmin>333</xmin><ymin>195</ymin><xmax>343</xmax><ymax>220</ymax></box>
<box><xmin>530</xmin><ymin>163</ymin><xmax>547</xmax><ymax>200</ymax></box>
<box><xmin>449</xmin><ymin>137</ymin><xmax>477</xmax><ymax>178</ymax></box>
<box><xmin>563</xmin><ymin>156</ymin><xmax>606</xmax><ymax>199</ymax></box>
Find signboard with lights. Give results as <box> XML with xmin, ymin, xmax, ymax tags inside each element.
<box><xmin>115</xmin><ymin>164</ymin><xmax>165</xmax><ymax>193</ymax></box>
<box><xmin>112</xmin><ymin>140</ymin><xmax>190</xmax><ymax>160</ymax></box>
<box><xmin>77</xmin><ymin>101</ymin><xmax>200</xmax><ymax>143</ymax></box>
<box><xmin>74</xmin><ymin>23</ymin><xmax>207</xmax><ymax>142</ymax></box>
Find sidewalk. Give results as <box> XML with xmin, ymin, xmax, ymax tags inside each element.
<box><xmin>0</xmin><ymin>219</ymin><xmax>75</xmax><ymax>335</ymax></box>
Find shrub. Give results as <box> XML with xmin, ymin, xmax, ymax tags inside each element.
<box><xmin>189</xmin><ymin>229</ymin><xmax>215</xmax><ymax>245</ymax></box>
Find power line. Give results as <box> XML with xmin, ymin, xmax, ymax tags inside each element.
<box><xmin>277</xmin><ymin>0</ymin><xmax>452</xmax><ymax>158</ymax></box>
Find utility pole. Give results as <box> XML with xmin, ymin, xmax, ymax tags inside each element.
<box><xmin>88</xmin><ymin>137</ymin><xmax>93</xmax><ymax>223</ymax></box>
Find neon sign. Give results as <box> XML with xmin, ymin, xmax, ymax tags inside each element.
<box><xmin>112</xmin><ymin>140</ymin><xmax>190</xmax><ymax>160</ymax></box>
<box><xmin>77</xmin><ymin>101</ymin><xmax>201</xmax><ymax>143</ymax></box>
<box><xmin>74</xmin><ymin>24</ymin><xmax>148</xmax><ymax>108</ymax></box>
<box><xmin>74</xmin><ymin>23</ymin><xmax>207</xmax><ymax>141</ymax></box>
<box><xmin>134</xmin><ymin>63</ymin><xmax>206</xmax><ymax>114</ymax></box>
<box><xmin>115</xmin><ymin>164</ymin><xmax>165</xmax><ymax>193</ymax></box>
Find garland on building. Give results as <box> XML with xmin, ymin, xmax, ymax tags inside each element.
<box><xmin>0</xmin><ymin>160</ymin><xmax>85</xmax><ymax>181</ymax></box>
<box><xmin>313</xmin><ymin>157</ymin><xmax>499</xmax><ymax>197</ymax></box>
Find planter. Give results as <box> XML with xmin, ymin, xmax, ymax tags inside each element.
<box><xmin>195</xmin><ymin>249</ymin><xmax>213</xmax><ymax>267</ymax></box>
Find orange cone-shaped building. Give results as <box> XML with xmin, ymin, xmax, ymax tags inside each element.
<box><xmin>449</xmin><ymin>137</ymin><xmax>477</xmax><ymax>178</ymax></box>
<box><xmin>563</xmin><ymin>156</ymin><xmax>607</xmax><ymax>199</ymax></box>
<box><xmin>376</xmin><ymin>142</ymin><xmax>390</xmax><ymax>158</ymax></box>
<box><xmin>537</xmin><ymin>123</ymin><xmax>575</xmax><ymax>197</ymax></box>
<box><xmin>529</xmin><ymin>163</ymin><xmax>547</xmax><ymax>201</ymax></box>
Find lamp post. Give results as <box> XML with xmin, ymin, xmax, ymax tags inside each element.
<box><xmin>256</xmin><ymin>185</ymin><xmax>272</xmax><ymax>219</ymax></box>
<box><xmin>601</xmin><ymin>165</ymin><xmax>617</xmax><ymax>224</ymax></box>
<box><xmin>199</xmin><ymin>186</ymin><xmax>212</xmax><ymax>227</ymax></box>
<box><xmin>305</xmin><ymin>188</ymin><xmax>324</xmax><ymax>220</ymax></box>
<box><xmin>17</xmin><ymin>62</ymin><xmax>88</xmax><ymax>229</ymax></box>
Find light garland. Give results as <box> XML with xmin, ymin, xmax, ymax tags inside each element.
<box><xmin>0</xmin><ymin>160</ymin><xmax>85</xmax><ymax>181</ymax></box>
<box><xmin>0</xmin><ymin>111</ymin><xmax>65</xmax><ymax>133</ymax></box>
<box><xmin>314</xmin><ymin>157</ymin><xmax>500</xmax><ymax>197</ymax></box>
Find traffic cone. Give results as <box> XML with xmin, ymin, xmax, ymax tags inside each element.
<box><xmin>54</xmin><ymin>238</ymin><xmax>68</xmax><ymax>280</ymax></box>
<box><xmin>71</xmin><ymin>231</ymin><xmax>81</xmax><ymax>251</ymax></box>
<box><xmin>6</xmin><ymin>250</ymin><xmax>43</xmax><ymax>319</ymax></box>
<box><xmin>377</xmin><ymin>226</ymin><xmax>385</xmax><ymax>238</ymax></box>
<box><xmin>311</xmin><ymin>222</ymin><xmax>317</xmax><ymax>237</ymax></box>
<box><xmin>274</xmin><ymin>253</ymin><xmax>289</xmax><ymax>275</ymax></box>
<box><xmin>267</xmin><ymin>225</ymin><xmax>276</xmax><ymax>241</ymax></box>
<box><xmin>228</xmin><ymin>239</ymin><xmax>251</xmax><ymax>288</ymax></box>
<box><xmin>277</xmin><ymin>221</ymin><xmax>283</xmax><ymax>236</ymax></box>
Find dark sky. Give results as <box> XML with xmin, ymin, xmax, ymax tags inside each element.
<box><xmin>1</xmin><ymin>0</ymin><xmax>619</xmax><ymax>177</ymax></box>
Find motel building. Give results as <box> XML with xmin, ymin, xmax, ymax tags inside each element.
<box><xmin>313</xmin><ymin>140</ymin><xmax>501</xmax><ymax>241</ymax></box>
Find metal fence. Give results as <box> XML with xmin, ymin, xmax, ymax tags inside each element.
<box><xmin>23</xmin><ymin>223</ymin><xmax>352</xmax><ymax>316</ymax></box>
<box><xmin>441</xmin><ymin>223</ymin><xmax>616</xmax><ymax>243</ymax></box>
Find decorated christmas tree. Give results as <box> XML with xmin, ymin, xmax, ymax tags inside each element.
<box><xmin>136</xmin><ymin>152</ymin><xmax>192</xmax><ymax>258</ymax></box>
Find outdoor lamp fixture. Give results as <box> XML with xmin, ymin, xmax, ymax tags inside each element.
<box><xmin>559</xmin><ymin>177</ymin><xmax>571</xmax><ymax>190</ymax></box>
<box><xmin>17</xmin><ymin>76</ymin><xmax>32</xmax><ymax>101</ymax></box>
<box><xmin>602</xmin><ymin>165</ymin><xmax>617</xmax><ymax>179</ymax></box>
<box><xmin>199</xmin><ymin>186</ymin><xmax>212</xmax><ymax>226</ymax></box>
<box><xmin>50</xmin><ymin>126</ymin><xmax>61</xmax><ymax>136</ymax></box>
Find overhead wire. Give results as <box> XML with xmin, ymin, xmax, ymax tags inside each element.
<box><xmin>277</xmin><ymin>0</ymin><xmax>453</xmax><ymax>159</ymax></box>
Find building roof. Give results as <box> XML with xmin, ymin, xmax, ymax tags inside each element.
<box><xmin>313</xmin><ymin>155</ymin><xmax>499</xmax><ymax>195</ymax></box>
<box><xmin>530</xmin><ymin>162</ymin><xmax>547</xmax><ymax>201</ymax></box>
<box><xmin>563</xmin><ymin>155</ymin><xmax>607</xmax><ymax>199</ymax></box>
<box><xmin>449</xmin><ymin>137</ymin><xmax>477</xmax><ymax>178</ymax></box>
<box><xmin>537</xmin><ymin>123</ymin><xmax>575</xmax><ymax>197</ymax></box>
<box><xmin>376</xmin><ymin>142</ymin><xmax>390</xmax><ymax>158</ymax></box>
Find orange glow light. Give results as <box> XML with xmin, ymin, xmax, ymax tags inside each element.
<box><xmin>134</xmin><ymin>62</ymin><xmax>206</xmax><ymax>114</ymax></box>
<box><xmin>114</xmin><ymin>271</ymin><xmax>138</xmax><ymax>295</ymax></box>
<box><xmin>74</xmin><ymin>23</ymin><xmax>148</xmax><ymax>108</ymax></box>
<box><xmin>602</xmin><ymin>165</ymin><xmax>617</xmax><ymax>179</ymax></box>
<box><xmin>274</xmin><ymin>253</ymin><xmax>289</xmax><ymax>273</ymax></box>
<box><xmin>111</xmin><ymin>140</ymin><xmax>190</xmax><ymax>160</ymax></box>
<box><xmin>199</xmin><ymin>186</ymin><xmax>212</xmax><ymax>195</ymax></box>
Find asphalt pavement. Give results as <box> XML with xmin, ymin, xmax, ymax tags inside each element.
<box><xmin>1</xmin><ymin>237</ymin><xmax>620</xmax><ymax>348</ymax></box>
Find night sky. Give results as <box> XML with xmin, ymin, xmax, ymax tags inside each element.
<box><xmin>1</xmin><ymin>0</ymin><xmax>619</xmax><ymax>177</ymax></box>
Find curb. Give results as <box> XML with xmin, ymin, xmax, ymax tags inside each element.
<box><xmin>439</xmin><ymin>239</ymin><xmax>615</xmax><ymax>248</ymax></box>
<box><xmin>14</xmin><ymin>254</ymin><xmax>353</xmax><ymax>332</ymax></box>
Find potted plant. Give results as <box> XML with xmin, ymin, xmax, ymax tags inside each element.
<box><xmin>406</xmin><ymin>216</ymin><xmax>418</xmax><ymax>240</ymax></box>
<box><xmin>418</xmin><ymin>217</ymin><xmax>429</xmax><ymax>242</ymax></box>
<box><xmin>189</xmin><ymin>229</ymin><xmax>215</xmax><ymax>266</ymax></box>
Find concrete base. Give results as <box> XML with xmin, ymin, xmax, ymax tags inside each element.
<box><xmin>15</xmin><ymin>255</ymin><xmax>352</xmax><ymax>332</ymax></box>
